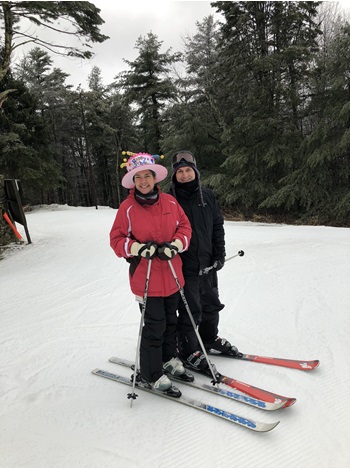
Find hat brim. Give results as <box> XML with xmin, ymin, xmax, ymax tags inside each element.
<box><xmin>122</xmin><ymin>164</ymin><xmax>168</xmax><ymax>189</ymax></box>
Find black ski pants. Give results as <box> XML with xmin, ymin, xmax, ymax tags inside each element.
<box><xmin>139</xmin><ymin>292</ymin><xmax>179</xmax><ymax>383</ymax></box>
<box><xmin>177</xmin><ymin>270</ymin><xmax>225</xmax><ymax>358</ymax></box>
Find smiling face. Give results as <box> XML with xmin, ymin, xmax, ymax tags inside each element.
<box><xmin>175</xmin><ymin>165</ymin><xmax>196</xmax><ymax>183</ymax></box>
<box><xmin>133</xmin><ymin>169</ymin><xmax>156</xmax><ymax>194</ymax></box>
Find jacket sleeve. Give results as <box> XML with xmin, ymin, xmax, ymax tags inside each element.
<box><xmin>110</xmin><ymin>205</ymin><xmax>136</xmax><ymax>258</ymax></box>
<box><xmin>211</xmin><ymin>195</ymin><xmax>226</xmax><ymax>259</ymax></box>
<box><xmin>172</xmin><ymin>200</ymin><xmax>192</xmax><ymax>253</ymax></box>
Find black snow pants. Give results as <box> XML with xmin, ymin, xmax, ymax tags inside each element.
<box><xmin>177</xmin><ymin>270</ymin><xmax>225</xmax><ymax>358</ymax></box>
<box><xmin>139</xmin><ymin>292</ymin><xmax>180</xmax><ymax>383</ymax></box>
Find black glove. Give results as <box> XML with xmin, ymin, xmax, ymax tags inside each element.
<box><xmin>131</xmin><ymin>242</ymin><xmax>158</xmax><ymax>259</ymax></box>
<box><xmin>157</xmin><ymin>242</ymin><xmax>179</xmax><ymax>260</ymax></box>
<box><xmin>213</xmin><ymin>257</ymin><xmax>225</xmax><ymax>271</ymax></box>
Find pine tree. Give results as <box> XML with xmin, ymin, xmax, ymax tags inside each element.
<box><xmin>209</xmin><ymin>1</ymin><xmax>322</xmax><ymax>214</ymax></box>
<box><xmin>0</xmin><ymin>1</ymin><xmax>108</xmax><ymax>83</ymax></box>
<box><xmin>116</xmin><ymin>32</ymin><xmax>180</xmax><ymax>154</ymax></box>
<box><xmin>162</xmin><ymin>16</ymin><xmax>225</xmax><ymax>175</ymax></box>
<box><xmin>0</xmin><ymin>65</ymin><xmax>61</xmax><ymax>205</ymax></box>
<box><xmin>262</xmin><ymin>22</ymin><xmax>350</xmax><ymax>224</ymax></box>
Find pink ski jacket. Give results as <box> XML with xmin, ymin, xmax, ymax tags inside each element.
<box><xmin>110</xmin><ymin>189</ymin><xmax>192</xmax><ymax>297</ymax></box>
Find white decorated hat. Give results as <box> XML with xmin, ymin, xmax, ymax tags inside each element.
<box><xmin>121</xmin><ymin>152</ymin><xmax>168</xmax><ymax>189</ymax></box>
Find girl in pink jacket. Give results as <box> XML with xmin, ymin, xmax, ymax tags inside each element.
<box><xmin>110</xmin><ymin>152</ymin><xmax>192</xmax><ymax>394</ymax></box>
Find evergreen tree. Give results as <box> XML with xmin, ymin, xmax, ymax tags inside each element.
<box><xmin>11</xmin><ymin>49</ymin><xmax>138</xmax><ymax>208</ymax></box>
<box><xmin>208</xmin><ymin>1</ymin><xmax>322</xmax><ymax>214</ymax></box>
<box><xmin>12</xmin><ymin>48</ymin><xmax>78</xmax><ymax>204</ymax></box>
<box><xmin>116</xmin><ymin>32</ymin><xmax>180</xmax><ymax>154</ymax></box>
<box><xmin>83</xmin><ymin>68</ymin><xmax>139</xmax><ymax>208</ymax></box>
<box><xmin>0</xmin><ymin>69</ymin><xmax>61</xmax><ymax>204</ymax></box>
<box><xmin>0</xmin><ymin>1</ymin><xmax>109</xmax><ymax>83</ymax></box>
<box><xmin>0</xmin><ymin>0</ymin><xmax>109</xmax><ymax>244</ymax></box>
<box><xmin>162</xmin><ymin>16</ymin><xmax>225</xmax><ymax>175</ymax></box>
<box><xmin>262</xmin><ymin>22</ymin><xmax>350</xmax><ymax>224</ymax></box>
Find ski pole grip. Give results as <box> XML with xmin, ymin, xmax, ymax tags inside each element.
<box><xmin>199</xmin><ymin>266</ymin><xmax>214</xmax><ymax>276</ymax></box>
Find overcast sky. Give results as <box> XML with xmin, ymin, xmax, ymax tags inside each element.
<box><xmin>13</xmin><ymin>1</ymin><xmax>220</xmax><ymax>90</ymax></box>
<box><xmin>12</xmin><ymin>0</ymin><xmax>350</xmax><ymax>90</ymax></box>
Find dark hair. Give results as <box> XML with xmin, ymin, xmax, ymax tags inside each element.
<box><xmin>133</xmin><ymin>169</ymin><xmax>156</xmax><ymax>182</ymax></box>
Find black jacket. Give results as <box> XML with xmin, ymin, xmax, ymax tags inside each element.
<box><xmin>170</xmin><ymin>183</ymin><xmax>225</xmax><ymax>275</ymax></box>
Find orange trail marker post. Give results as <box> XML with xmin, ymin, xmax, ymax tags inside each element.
<box><xmin>3</xmin><ymin>212</ymin><xmax>23</xmax><ymax>241</ymax></box>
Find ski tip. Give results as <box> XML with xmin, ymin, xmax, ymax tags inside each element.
<box><xmin>270</xmin><ymin>420</ymin><xmax>280</xmax><ymax>431</ymax></box>
<box><xmin>256</xmin><ymin>420</ymin><xmax>280</xmax><ymax>432</ymax></box>
<box><xmin>269</xmin><ymin>420</ymin><xmax>280</xmax><ymax>431</ymax></box>
<box><xmin>300</xmin><ymin>360</ymin><xmax>320</xmax><ymax>370</ymax></box>
<box><xmin>283</xmin><ymin>398</ymin><xmax>297</xmax><ymax>408</ymax></box>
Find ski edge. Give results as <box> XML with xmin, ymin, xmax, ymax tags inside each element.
<box><xmin>91</xmin><ymin>368</ymin><xmax>280</xmax><ymax>433</ymax></box>
<box><xmin>108</xmin><ymin>356</ymin><xmax>286</xmax><ymax>411</ymax></box>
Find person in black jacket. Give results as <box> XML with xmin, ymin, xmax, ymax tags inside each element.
<box><xmin>170</xmin><ymin>150</ymin><xmax>239</xmax><ymax>371</ymax></box>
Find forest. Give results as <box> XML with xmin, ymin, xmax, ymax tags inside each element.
<box><xmin>1</xmin><ymin>1</ymin><xmax>350</xmax><ymax>229</ymax></box>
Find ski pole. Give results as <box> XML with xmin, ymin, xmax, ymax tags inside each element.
<box><xmin>226</xmin><ymin>250</ymin><xmax>244</xmax><ymax>262</ymax></box>
<box><xmin>168</xmin><ymin>259</ymin><xmax>220</xmax><ymax>385</ymax></box>
<box><xmin>127</xmin><ymin>258</ymin><xmax>152</xmax><ymax>406</ymax></box>
<box><xmin>199</xmin><ymin>250</ymin><xmax>244</xmax><ymax>276</ymax></box>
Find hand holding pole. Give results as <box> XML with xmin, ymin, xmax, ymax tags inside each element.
<box><xmin>199</xmin><ymin>250</ymin><xmax>244</xmax><ymax>276</ymax></box>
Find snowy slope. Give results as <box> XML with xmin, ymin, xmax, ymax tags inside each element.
<box><xmin>1</xmin><ymin>204</ymin><xmax>349</xmax><ymax>468</ymax></box>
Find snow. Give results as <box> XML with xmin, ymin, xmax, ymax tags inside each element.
<box><xmin>1</xmin><ymin>204</ymin><xmax>350</xmax><ymax>468</ymax></box>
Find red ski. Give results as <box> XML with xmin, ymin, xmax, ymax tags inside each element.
<box><xmin>218</xmin><ymin>374</ymin><xmax>296</xmax><ymax>408</ymax></box>
<box><xmin>238</xmin><ymin>354</ymin><xmax>319</xmax><ymax>370</ymax></box>
<box><xmin>208</xmin><ymin>350</ymin><xmax>320</xmax><ymax>371</ymax></box>
<box><xmin>183</xmin><ymin>365</ymin><xmax>297</xmax><ymax>408</ymax></box>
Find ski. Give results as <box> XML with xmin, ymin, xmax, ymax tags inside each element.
<box><xmin>184</xmin><ymin>365</ymin><xmax>296</xmax><ymax>408</ymax></box>
<box><xmin>92</xmin><ymin>368</ymin><xmax>279</xmax><ymax>432</ymax></box>
<box><xmin>208</xmin><ymin>350</ymin><xmax>320</xmax><ymax>371</ymax></box>
<box><xmin>108</xmin><ymin>356</ymin><xmax>286</xmax><ymax>411</ymax></box>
